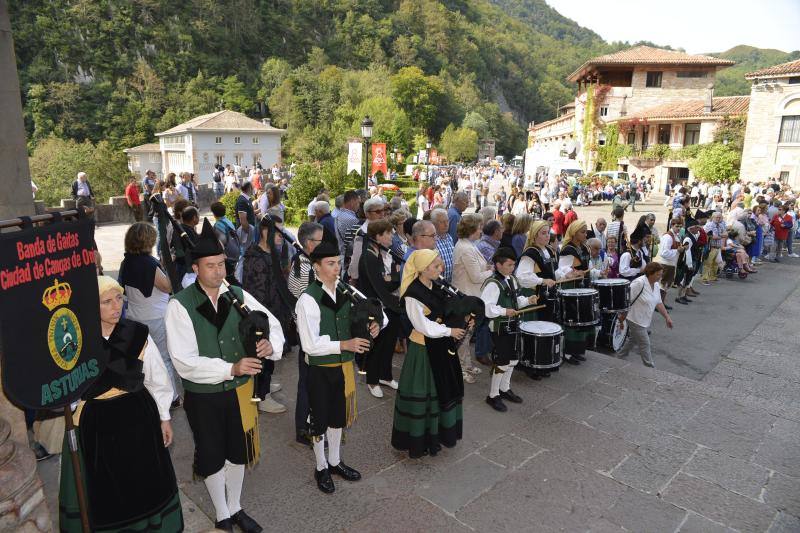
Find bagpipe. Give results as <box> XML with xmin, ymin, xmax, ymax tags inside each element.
<box><xmin>150</xmin><ymin>193</ymin><xmax>195</xmax><ymax>289</ymax></box>
<box><xmin>261</xmin><ymin>213</ymin><xmax>306</xmax><ymax>259</ymax></box>
<box><xmin>356</xmin><ymin>228</ymin><xmax>405</xmax><ymax>264</ymax></box>
<box><xmin>221</xmin><ymin>279</ymin><xmax>271</xmax><ymax>403</ymax></box>
<box><xmin>628</xmin><ymin>246</ymin><xmax>644</xmax><ymax>269</ymax></box>
<box><xmin>432</xmin><ymin>276</ymin><xmax>486</xmax><ymax>355</ymax></box>
<box><xmin>336</xmin><ymin>280</ymin><xmax>383</xmax><ymax>350</ymax></box>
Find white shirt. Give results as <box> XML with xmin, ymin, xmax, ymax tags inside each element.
<box><xmin>481</xmin><ymin>275</ymin><xmax>529</xmax><ymax>318</ymax></box>
<box><xmin>176</xmin><ymin>182</ymin><xmax>197</xmax><ymax>201</ymax></box>
<box><xmin>618</xmin><ymin>248</ymin><xmax>644</xmax><ymax>278</ymax></box>
<box><xmin>165</xmin><ymin>285</ymin><xmax>284</xmax><ymax>385</ymax></box>
<box><xmin>295</xmin><ymin>282</ymin><xmax>388</xmax><ymax>362</ymax></box>
<box><xmin>347</xmin><ymin>221</ymin><xmax>369</xmax><ymax>281</ymax></box>
<box><xmin>655</xmin><ymin>232</ymin><xmax>679</xmax><ymax>266</ymax></box>
<box><xmin>405</xmin><ymin>297</ymin><xmax>451</xmax><ymax>338</ymax></box>
<box><xmin>517</xmin><ymin>246</ymin><xmax>562</xmax><ymax>288</ymax></box>
<box><xmin>417</xmin><ymin>194</ymin><xmax>430</xmax><ymax>219</ymax></box>
<box><xmin>625</xmin><ymin>276</ymin><xmax>662</xmax><ymax>328</ymax></box>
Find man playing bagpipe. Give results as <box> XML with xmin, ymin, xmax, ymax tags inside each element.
<box><xmin>481</xmin><ymin>247</ymin><xmax>538</xmax><ymax>412</ymax></box>
<box><xmin>165</xmin><ymin>219</ymin><xmax>284</xmax><ymax>532</ymax></box>
<box><xmin>295</xmin><ymin>241</ymin><xmax>386</xmax><ymax>494</ymax></box>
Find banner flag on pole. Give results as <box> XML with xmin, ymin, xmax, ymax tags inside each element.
<box><xmin>347</xmin><ymin>142</ymin><xmax>363</xmax><ymax>176</ymax></box>
<box><xmin>371</xmin><ymin>143</ymin><xmax>388</xmax><ymax>177</ymax></box>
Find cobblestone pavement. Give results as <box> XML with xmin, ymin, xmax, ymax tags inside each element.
<box><xmin>37</xmin><ymin>198</ymin><xmax>800</xmax><ymax>532</ymax></box>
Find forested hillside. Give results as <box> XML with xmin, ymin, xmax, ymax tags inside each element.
<box><xmin>711</xmin><ymin>45</ymin><xmax>800</xmax><ymax>96</ymax></box>
<box><xmin>10</xmin><ymin>0</ymin><xmax>614</xmax><ymax>165</ymax></box>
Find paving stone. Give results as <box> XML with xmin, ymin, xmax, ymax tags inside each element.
<box><xmin>682</xmin><ymin>447</ymin><xmax>770</xmax><ymax>499</ymax></box>
<box><xmin>477</xmin><ymin>434</ymin><xmax>544</xmax><ymax>469</ymax></box>
<box><xmin>601</xmin><ymin>389</ymin><xmax>657</xmax><ymax>420</ymax></box>
<box><xmin>346</xmin><ymin>494</ymin><xmax>471</xmax><ymax>533</ymax></box>
<box><xmin>583</xmin><ymin>379</ymin><xmax>626</xmax><ymax>400</ymax></box>
<box><xmin>544</xmin><ymin>388</ymin><xmax>615</xmax><ymax>423</ymax></box>
<box><xmin>517</xmin><ymin>412</ymin><xmax>636</xmax><ymax>473</ymax></box>
<box><xmin>754</xmin><ymin>420</ymin><xmax>800</xmax><ymax>478</ymax></box>
<box><xmin>662</xmin><ymin>472</ymin><xmax>776</xmax><ymax>532</ymax></box>
<box><xmin>678</xmin><ymin>398</ymin><xmax>775</xmax><ymax>459</ymax></box>
<box><xmin>764</xmin><ymin>472</ymin><xmax>800</xmax><ymax>518</ymax></box>
<box><xmin>585</xmin><ymin>410</ymin><xmax>659</xmax><ymax>446</ymax></box>
<box><xmin>599</xmin><ymin>367</ymin><xmax>660</xmax><ymax>394</ymax></box>
<box><xmin>632</xmin><ymin>398</ymin><xmax>697</xmax><ymax>432</ymax></box>
<box><xmin>602</xmin><ymin>486</ymin><xmax>686</xmax><ymax>532</ymax></box>
<box><xmin>417</xmin><ymin>453</ymin><xmax>507</xmax><ymax>513</ymax></box>
<box><xmin>610</xmin><ymin>435</ymin><xmax>696</xmax><ymax>494</ymax></box>
<box><xmin>455</xmin><ymin>452</ymin><xmax>627</xmax><ymax>532</ymax></box>
<box><xmin>767</xmin><ymin>511</ymin><xmax>800</xmax><ymax>533</ymax></box>
<box><xmin>678</xmin><ymin>512</ymin><xmax>737</xmax><ymax>533</ymax></box>
<box><xmin>703</xmin><ymin>371</ymin><xmax>735</xmax><ymax>389</ymax></box>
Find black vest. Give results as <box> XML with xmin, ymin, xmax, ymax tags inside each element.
<box><xmin>521</xmin><ymin>246</ymin><xmax>557</xmax><ymax>280</ymax></box>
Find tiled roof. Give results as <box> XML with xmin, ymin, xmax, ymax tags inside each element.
<box><xmin>618</xmin><ymin>96</ymin><xmax>749</xmax><ymax>121</ymax></box>
<box><xmin>123</xmin><ymin>143</ymin><xmax>161</xmax><ymax>153</ymax></box>
<box><xmin>568</xmin><ymin>45</ymin><xmax>734</xmax><ymax>82</ymax></box>
<box><xmin>745</xmin><ymin>59</ymin><xmax>800</xmax><ymax>79</ymax></box>
<box><xmin>530</xmin><ymin>112</ymin><xmax>575</xmax><ymax>132</ymax></box>
<box><xmin>156</xmin><ymin>110</ymin><xmax>286</xmax><ymax>135</ymax></box>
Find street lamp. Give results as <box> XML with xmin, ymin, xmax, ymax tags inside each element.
<box><xmin>425</xmin><ymin>139</ymin><xmax>432</xmax><ymax>184</ymax></box>
<box><xmin>361</xmin><ymin>116</ymin><xmax>373</xmax><ymax>189</ymax></box>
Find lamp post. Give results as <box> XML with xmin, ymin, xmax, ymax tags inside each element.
<box><xmin>425</xmin><ymin>139</ymin><xmax>432</xmax><ymax>185</ymax></box>
<box><xmin>361</xmin><ymin>116</ymin><xmax>373</xmax><ymax>189</ymax></box>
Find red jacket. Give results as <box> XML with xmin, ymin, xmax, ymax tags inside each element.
<box><xmin>563</xmin><ymin>210</ymin><xmax>578</xmax><ymax>232</ymax></box>
<box><xmin>125</xmin><ymin>183</ymin><xmax>141</xmax><ymax>206</ymax></box>
<box><xmin>771</xmin><ymin>214</ymin><xmax>791</xmax><ymax>241</ymax></box>
<box><xmin>552</xmin><ymin>210</ymin><xmax>565</xmax><ymax>235</ymax></box>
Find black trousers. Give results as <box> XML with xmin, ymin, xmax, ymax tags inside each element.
<box><xmin>255</xmin><ymin>359</ymin><xmax>275</xmax><ymax>400</ymax></box>
<box><xmin>366</xmin><ymin>314</ymin><xmax>399</xmax><ymax>385</ymax></box>
<box><xmin>295</xmin><ymin>349</ymin><xmax>310</xmax><ymax>435</ymax></box>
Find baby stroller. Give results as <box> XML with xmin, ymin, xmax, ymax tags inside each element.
<box><xmin>721</xmin><ymin>249</ymin><xmax>747</xmax><ymax>279</ymax></box>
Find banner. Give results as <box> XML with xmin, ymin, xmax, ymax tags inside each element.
<box><xmin>0</xmin><ymin>216</ymin><xmax>106</xmax><ymax>410</ymax></box>
<box><xmin>430</xmin><ymin>149</ymin><xmax>440</xmax><ymax>166</ymax></box>
<box><xmin>371</xmin><ymin>143</ymin><xmax>388</xmax><ymax>177</ymax></box>
<box><xmin>347</xmin><ymin>142</ymin><xmax>363</xmax><ymax>176</ymax></box>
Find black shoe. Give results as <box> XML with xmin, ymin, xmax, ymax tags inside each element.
<box><xmin>329</xmin><ymin>461</ymin><xmax>361</xmax><ymax>482</ymax></box>
<box><xmin>429</xmin><ymin>443</ymin><xmax>442</xmax><ymax>456</ymax></box>
<box><xmin>231</xmin><ymin>510</ymin><xmax>263</xmax><ymax>533</ymax></box>
<box><xmin>485</xmin><ymin>395</ymin><xmax>508</xmax><ymax>412</ymax></box>
<box><xmin>675</xmin><ymin>297</ymin><xmax>689</xmax><ymax>305</ymax></box>
<box><xmin>526</xmin><ymin>371</ymin><xmax>542</xmax><ymax>380</ymax></box>
<box><xmin>565</xmin><ymin>357</ymin><xmax>581</xmax><ymax>365</ymax></box>
<box><xmin>32</xmin><ymin>442</ymin><xmax>54</xmax><ymax>462</ymax></box>
<box><xmin>215</xmin><ymin>518</ymin><xmax>234</xmax><ymax>532</ymax></box>
<box><xmin>476</xmin><ymin>355</ymin><xmax>492</xmax><ymax>366</ymax></box>
<box><xmin>573</xmin><ymin>354</ymin><xmax>587</xmax><ymax>361</ymax></box>
<box><xmin>314</xmin><ymin>467</ymin><xmax>335</xmax><ymax>493</ymax></box>
<box><xmin>664</xmin><ymin>304</ymin><xmax>673</xmax><ymax>310</ymax></box>
<box><xmin>537</xmin><ymin>370</ymin><xmax>551</xmax><ymax>378</ymax></box>
<box><xmin>500</xmin><ymin>389</ymin><xmax>523</xmax><ymax>404</ymax></box>
<box><xmin>295</xmin><ymin>431</ymin><xmax>312</xmax><ymax>447</ymax></box>
<box><xmin>170</xmin><ymin>397</ymin><xmax>182</xmax><ymax>410</ymax></box>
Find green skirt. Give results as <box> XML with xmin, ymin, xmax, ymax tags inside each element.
<box><xmin>391</xmin><ymin>341</ymin><xmax>463</xmax><ymax>457</ymax></box>
<box><xmin>564</xmin><ymin>326</ymin><xmax>596</xmax><ymax>357</ymax></box>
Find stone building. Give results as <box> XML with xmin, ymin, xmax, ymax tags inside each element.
<box><xmin>124</xmin><ymin>110</ymin><xmax>286</xmax><ymax>183</ymax></box>
<box><xmin>528</xmin><ymin>46</ymin><xmax>744</xmax><ymax>189</ymax></box>
<box><xmin>740</xmin><ymin>59</ymin><xmax>800</xmax><ymax>188</ymax></box>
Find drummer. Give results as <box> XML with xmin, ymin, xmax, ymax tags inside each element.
<box><xmin>556</xmin><ymin>220</ymin><xmax>595</xmax><ymax>365</ymax></box>
<box><xmin>481</xmin><ymin>247</ymin><xmax>538</xmax><ymax>412</ymax></box>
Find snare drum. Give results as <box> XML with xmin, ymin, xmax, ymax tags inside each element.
<box><xmin>596</xmin><ymin>312</ymin><xmax>628</xmax><ymax>352</ymax></box>
<box><xmin>592</xmin><ymin>278</ymin><xmax>631</xmax><ymax>312</ymax></box>
<box><xmin>519</xmin><ymin>321</ymin><xmax>563</xmax><ymax>369</ymax></box>
<box><xmin>558</xmin><ymin>288</ymin><xmax>599</xmax><ymax>326</ymax></box>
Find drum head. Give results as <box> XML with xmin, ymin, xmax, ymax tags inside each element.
<box><xmin>520</xmin><ymin>321</ymin><xmax>563</xmax><ymax>335</ymax></box>
<box><xmin>610</xmin><ymin>316</ymin><xmax>628</xmax><ymax>352</ymax></box>
<box><xmin>593</xmin><ymin>278</ymin><xmax>629</xmax><ymax>287</ymax></box>
<box><xmin>559</xmin><ymin>288</ymin><xmax>597</xmax><ymax>296</ymax></box>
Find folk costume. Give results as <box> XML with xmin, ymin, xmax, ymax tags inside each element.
<box><xmin>295</xmin><ymin>242</ymin><xmax>386</xmax><ymax>493</ymax></box>
<box><xmin>165</xmin><ymin>219</ymin><xmax>283</xmax><ymax>531</ymax></box>
<box><xmin>557</xmin><ymin>222</ymin><xmax>595</xmax><ymax>363</ymax></box>
<box><xmin>481</xmin><ymin>270</ymin><xmax>529</xmax><ymax>411</ymax></box>
<box><xmin>516</xmin><ymin>221</ymin><xmax>560</xmax><ymax>323</ymax></box>
<box><xmin>59</xmin><ymin>277</ymin><xmax>182</xmax><ymax>532</ymax></box>
<box><xmin>392</xmin><ymin>250</ymin><xmax>464</xmax><ymax>459</ymax></box>
<box><xmin>287</xmin><ymin>249</ymin><xmax>315</xmax><ymax>442</ymax></box>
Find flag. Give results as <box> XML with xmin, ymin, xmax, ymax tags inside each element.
<box><xmin>347</xmin><ymin>142</ymin><xmax>362</xmax><ymax>175</ymax></box>
<box><xmin>371</xmin><ymin>143</ymin><xmax>388</xmax><ymax>177</ymax></box>
<box><xmin>430</xmin><ymin>149</ymin><xmax>440</xmax><ymax>165</ymax></box>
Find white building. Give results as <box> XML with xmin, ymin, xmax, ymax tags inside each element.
<box><xmin>740</xmin><ymin>59</ymin><xmax>800</xmax><ymax>188</ymax></box>
<box><xmin>125</xmin><ymin>110</ymin><xmax>286</xmax><ymax>184</ymax></box>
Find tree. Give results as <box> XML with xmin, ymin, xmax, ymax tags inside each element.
<box><xmin>461</xmin><ymin>112</ymin><xmax>489</xmax><ymax>139</ymax></box>
<box><xmin>440</xmin><ymin>124</ymin><xmax>478</xmax><ymax>162</ymax></box>
<box><xmin>688</xmin><ymin>143</ymin><xmax>741</xmax><ymax>184</ymax></box>
<box><xmin>390</xmin><ymin>67</ymin><xmax>445</xmax><ymax>131</ymax></box>
<box><xmin>286</xmin><ymin>162</ymin><xmax>325</xmax><ymax>210</ymax></box>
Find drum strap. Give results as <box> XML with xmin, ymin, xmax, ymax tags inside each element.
<box><xmin>629</xmin><ymin>285</ymin><xmax>645</xmax><ymax>308</ymax></box>
<box><xmin>506</xmin><ymin>277</ymin><xmax>519</xmax><ymax>310</ymax></box>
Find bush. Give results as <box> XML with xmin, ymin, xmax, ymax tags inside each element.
<box><xmin>286</xmin><ymin>162</ymin><xmax>325</xmax><ymax>210</ymax></box>
<box><xmin>688</xmin><ymin>143</ymin><xmax>741</xmax><ymax>184</ymax></box>
<box><xmin>219</xmin><ymin>191</ymin><xmax>240</xmax><ymax>221</ymax></box>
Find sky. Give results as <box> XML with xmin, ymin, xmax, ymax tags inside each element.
<box><xmin>545</xmin><ymin>0</ymin><xmax>800</xmax><ymax>54</ymax></box>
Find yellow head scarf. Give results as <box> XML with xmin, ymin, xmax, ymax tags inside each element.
<box><xmin>400</xmin><ymin>249</ymin><xmax>439</xmax><ymax>296</ymax></box>
<box><xmin>525</xmin><ymin>220</ymin><xmax>550</xmax><ymax>250</ymax></box>
<box><xmin>561</xmin><ymin>219</ymin><xmax>587</xmax><ymax>250</ymax></box>
<box><xmin>97</xmin><ymin>275</ymin><xmax>123</xmax><ymax>297</ymax></box>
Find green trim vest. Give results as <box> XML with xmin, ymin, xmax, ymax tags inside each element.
<box><xmin>481</xmin><ymin>275</ymin><xmax>519</xmax><ymax>333</ymax></box>
<box><xmin>172</xmin><ymin>283</ymin><xmax>250</xmax><ymax>393</ymax></box>
<box><xmin>304</xmin><ymin>282</ymin><xmax>354</xmax><ymax>366</ymax></box>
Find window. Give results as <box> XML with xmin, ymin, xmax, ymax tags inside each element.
<box><xmin>234</xmin><ymin>154</ymin><xmax>243</xmax><ymax>166</ymax></box>
<box><xmin>215</xmin><ymin>154</ymin><xmax>224</xmax><ymax>166</ymax></box>
<box><xmin>789</xmin><ymin>77</ymin><xmax>800</xmax><ymax>85</ymax></box>
<box><xmin>627</xmin><ymin>131</ymin><xmax>636</xmax><ymax>145</ymax></box>
<box><xmin>779</xmin><ymin>115</ymin><xmax>800</xmax><ymax>143</ymax></box>
<box><xmin>215</xmin><ymin>136</ymin><xmax>222</xmax><ymax>144</ymax></box>
<box><xmin>684</xmin><ymin>123</ymin><xmax>701</xmax><ymax>145</ymax></box>
<box><xmin>148</xmin><ymin>152</ymin><xmax>159</xmax><ymax>163</ymax></box>
<box><xmin>234</xmin><ymin>136</ymin><xmax>241</xmax><ymax>144</ymax></box>
<box><xmin>779</xmin><ymin>171</ymin><xmax>790</xmax><ymax>181</ymax></box>
<box><xmin>642</xmin><ymin>126</ymin><xmax>650</xmax><ymax>149</ymax></box>
<box><xmin>253</xmin><ymin>155</ymin><xmax>260</xmax><ymax>167</ymax></box>
<box><xmin>677</xmin><ymin>71</ymin><xmax>708</xmax><ymax>78</ymax></box>
<box><xmin>252</xmin><ymin>136</ymin><xmax>259</xmax><ymax>144</ymax></box>
<box><xmin>646</xmin><ymin>71</ymin><xmax>662</xmax><ymax>88</ymax></box>
<box><xmin>657</xmin><ymin>124</ymin><xmax>671</xmax><ymax>144</ymax></box>
<box><xmin>599</xmin><ymin>106</ymin><xmax>609</xmax><ymax>117</ymax></box>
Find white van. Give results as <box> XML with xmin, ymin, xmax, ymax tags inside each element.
<box><xmin>547</xmin><ymin>159</ymin><xmax>583</xmax><ymax>180</ymax></box>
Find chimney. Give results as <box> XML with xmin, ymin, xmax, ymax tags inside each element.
<box><xmin>704</xmin><ymin>84</ymin><xmax>714</xmax><ymax>114</ymax></box>
<box><xmin>261</xmin><ymin>117</ymin><xmax>271</xmax><ymax>127</ymax></box>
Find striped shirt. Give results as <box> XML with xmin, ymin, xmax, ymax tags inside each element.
<box><xmin>287</xmin><ymin>254</ymin><xmax>315</xmax><ymax>299</ymax></box>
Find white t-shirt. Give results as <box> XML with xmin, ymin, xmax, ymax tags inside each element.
<box><xmin>626</xmin><ymin>275</ymin><xmax>662</xmax><ymax>328</ymax></box>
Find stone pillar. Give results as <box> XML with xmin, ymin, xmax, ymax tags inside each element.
<box><xmin>0</xmin><ymin>0</ymin><xmax>53</xmax><ymax>530</ymax></box>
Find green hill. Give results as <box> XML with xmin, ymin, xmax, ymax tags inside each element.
<box><xmin>710</xmin><ymin>45</ymin><xmax>800</xmax><ymax>96</ymax></box>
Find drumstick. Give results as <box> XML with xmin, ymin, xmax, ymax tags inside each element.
<box><xmin>515</xmin><ymin>304</ymin><xmax>545</xmax><ymax>314</ymax></box>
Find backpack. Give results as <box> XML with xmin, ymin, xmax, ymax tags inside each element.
<box><xmin>215</xmin><ymin>220</ymin><xmax>241</xmax><ymax>262</ymax></box>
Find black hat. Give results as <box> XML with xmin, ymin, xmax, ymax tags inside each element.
<box><xmin>309</xmin><ymin>241</ymin><xmax>340</xmax><ymax>262</ymax></box>
<box><xmin>695</xmin><ymin>209</ymin><xmax>710</xmax><ymax>220</ymax></box>
<box><xmin>191</xmin><ymin>218</ymin><xmax>225</xmax><ymax>260</ymax></box>
<box><xmin>630</xmin><ymin>222</ymin><xmax>650</xmax><ymax>242</ymax></box>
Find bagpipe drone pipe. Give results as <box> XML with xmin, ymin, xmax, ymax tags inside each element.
<box><xmin>336</xmin><ymin>280</ymin><xmax>383</xmax><ymax>350</ymax></box>
<box><xmin>432</xmin><ymin>276</ymin><xmax>486</xmax><ymax>354</ymax></box>
<box><xmin>221</xmin><ymin>279</ymin><xmax>272</xmax><ymax>403</ymax></box>
<box><xmin>150</xmin><ymin>193</ymin><xmax>195</xmax><ymax>289</ymax></box>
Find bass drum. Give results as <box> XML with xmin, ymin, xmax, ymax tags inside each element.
<box><xmin>596</xmin><ymin>313</ymin><xmax>628</xmax><ymax>353</ymax></box>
